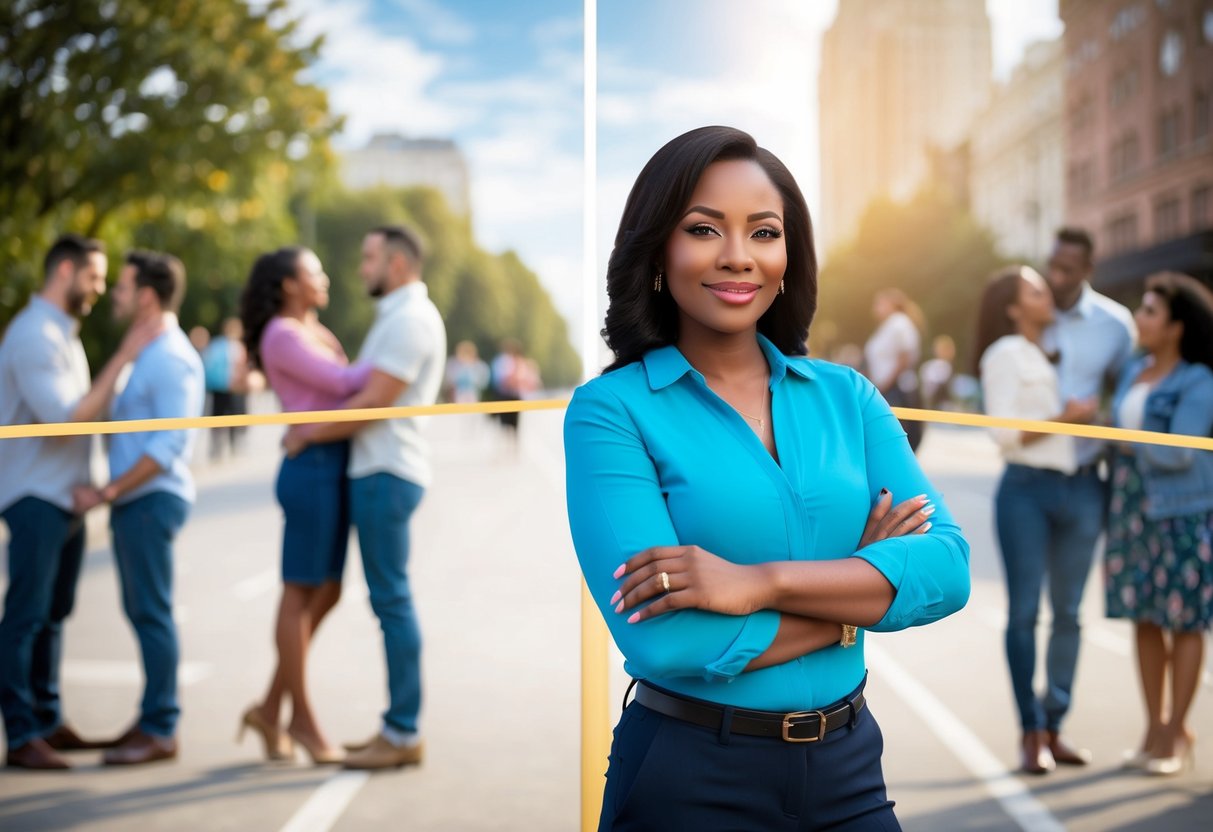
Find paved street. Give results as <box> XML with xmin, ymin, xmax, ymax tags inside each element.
<box><xmin>1</xmin><ymin>405</ymin><xmax>1211</xmax><ymax>831</ymax></box>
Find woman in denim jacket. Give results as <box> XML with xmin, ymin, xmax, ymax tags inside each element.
<box><xmin>1105</xmin><ymin>272</ymin><xmax>1213</xmax><ymax>777</ymax></box>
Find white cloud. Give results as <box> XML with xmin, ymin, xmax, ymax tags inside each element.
<box><xmin>389</xmin><ymin>0</ymin><xmax>476</xmax><ymax>45</ymax></box>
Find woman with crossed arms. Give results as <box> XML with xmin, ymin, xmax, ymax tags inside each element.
<box><xmin>565</xmin><ymin>126</ymin><xmax>970</xmax><ymax>831</ymax></box>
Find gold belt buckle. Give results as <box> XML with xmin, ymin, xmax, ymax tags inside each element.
<box><xmin>781</xmin><ymin>709</ymin><xmax>828</xmax><ymax>743</ymax></box>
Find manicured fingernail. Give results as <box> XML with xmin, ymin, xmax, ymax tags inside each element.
<box><xmin>615</xmin><ymin>601</ymin><xmax>624</xmax><ymax>613</ymax></box>
<box><xmin>613</xmin><ymin>564</ymin><xmax>626</xmax><ymax>579</ymax></box>
<box><xmin>627</xmin><ymin>612</ymin><xmax>640</xmax><ymax>624</ymax></box>
<box><xmin>922</xmin><ymin>505</ymin><xmax>936</xmax><ymax>517</ymax></box>
<box><xmin>610</xmin><ymin>590</ymin><xmax>621</xmax><ymax>605</ymax></box>
<box><xmin>921</xmin><ymin>522</ymin><xmax>932</xmax><ymax>532</ymax></box>
<box><xmin>879</xmin><ymin>488</ymin><xmax>888</xmax><ymax>496</ymax></box>
<box><xmin>915</xmin><ymin>494</ymin><xmax>928</xmax><ymax>502</ymax></box>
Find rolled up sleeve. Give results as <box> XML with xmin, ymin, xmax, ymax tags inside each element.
<box><xmin>850</xmin><ymin>374</ymin><xmax>971</xmax><ymax>632</ymax></box>
<box><xmin>564</xmin><ymin>383</ymin><xmax>780</xmax><ymax>681</ymax></box>
<box><xmin>139</xmin><ymin>355</ymin><xmax>204</xmax><ymax>471</ymax></box>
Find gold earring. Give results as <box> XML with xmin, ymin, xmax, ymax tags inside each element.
<box><xmin>653</xmin><ymin>272</ymin><xmax>663</xmax><ymax>292</ymax></box>
<box><xmin>779</xmin><ymin>279</ymin><xmax>785</xmax><ymax>295</ymax></box>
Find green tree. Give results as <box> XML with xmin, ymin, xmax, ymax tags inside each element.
<box><xmin>0</xmin><ymin>0</ymin><xmax>339</xmax><ymax>360</ymax></box>
<box><xmin>312</xmin><ymin>185</ymin><xmax>580</xmax><ymax>389</ymax></box>
<box><xmin>815</xmin><ymin>182</ymin><xmax>1006</xmax><ymax>371</ymax></box>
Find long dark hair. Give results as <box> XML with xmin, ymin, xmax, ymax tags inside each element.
<box><xmin>971</xmin><ymin>266</ymin><xmax>1028</xmax><ymax>378</ymax></box>
<box><xmin>601</xmin><ymin>126</ymin><xmax>817</xmax><ymax>373</ymax></box>
<box><xmin>1144</xmin><ymin>271</ymin><xmax>1213</xmax><ymax>370</ymax></box>
<box><xmin>239</xmin><ymin>246</ymin><xmax>305</xmax><ymax>370</ymax></box>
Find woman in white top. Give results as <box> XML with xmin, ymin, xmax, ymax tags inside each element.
<box><xmin>973</xmin><ymin>266</ymin><xmax>1098</xmax><ymax>776</ymax></box>
<box><xmin>865</xmin><ymin>288</ymin><xmax>925</xmax><ymax>450</ymax></box>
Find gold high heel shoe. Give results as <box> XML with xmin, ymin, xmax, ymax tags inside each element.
<box><xmin>238</xmin><ymin>705</ymin><xmax>293</xmax><ymax>761</ymax></box>
<box><xmin>286</xmin><ymin>726</ymin><xmax>344</xmax><ymax>766</ymax></box>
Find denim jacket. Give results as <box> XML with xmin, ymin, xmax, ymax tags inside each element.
<box><xmin>1112</xmin><ymin>357</ymin><xmax>1213</xmax><ymax>520</ymax></box>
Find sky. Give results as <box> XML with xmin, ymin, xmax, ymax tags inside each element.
<box><xmin>285</xmin><ymin>0</ymin><xmax>1062</xmax><ymax>360</ymax></box>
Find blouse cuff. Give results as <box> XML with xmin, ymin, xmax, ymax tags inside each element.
<box><xmin>702</xmin><ymin>609</ymin><xmax>781</xmax><ymax>680</ymax></box>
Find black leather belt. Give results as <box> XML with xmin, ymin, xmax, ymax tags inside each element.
<box><xmin>633</xmin><ymin>681</ymin><xmax>866</xmax><ymax>743</ymax></box>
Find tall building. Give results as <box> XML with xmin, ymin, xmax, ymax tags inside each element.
<box><xmin>818</xmin><ymin>0</ymin><xmax>993</xmax><ymax>257</ymax></box>
<box><xmin>1061</xmin><ymin>0</ymin><xmax>1213</xmax><ymax>292</ymax></box>
<box><xmin>339</xmin><ymin>134</ymin><xmax>471</xmax><ymax>217</ymax></box>
<box><xmin>970</xmin><ymin>39</ymin><xmax>1066</xmax><ymax>264</ymax></box>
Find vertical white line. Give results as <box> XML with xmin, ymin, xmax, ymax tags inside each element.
<box><xmin>582</xmin><ymin>0</ymin><xmax>598</xmax><ymax>383</ymax></box>
<box><xmin>278</xmin><ymin>771</ymin><xmax>370</xmax><ymax>832</ymax></box>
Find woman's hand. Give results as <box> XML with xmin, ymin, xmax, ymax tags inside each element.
<box><xmin>1059</xmin><ymin>397</ymin><xmax>1098</xmax><ymax>424</ymax></box>
<box><xmin>282</xmin><ymin>425</ymin><xmax>311</xmax><ymax>458</ymax></box>
<box><xmin>857</xmin><ymin>489</ymin><xmax>933</xmax><ymax>548</ymax></box>
<box><xmin>609</xmin><ymin>545</ymin><xmax>774</xmax><ymax>623</ymax></box>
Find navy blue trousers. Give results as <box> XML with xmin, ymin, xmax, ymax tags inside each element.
<box><xmin>600</xmin><ymin>688</ymin><xmax>900</xmax><ymax>831</ymax></box>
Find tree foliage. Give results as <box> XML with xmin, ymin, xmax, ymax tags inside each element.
<box><xmin>0</xmin><ymin>0</ymin><xmax>581</xmax><ymax>390</ymax></box>
<box><xmin>813</xmin><ymin>182</ymin><xmax>1007</xmax><ymax>369</ymax></box>
<box><xmin>312</xmin><ymin>186</ymin><xmax>581</xmax><ymax>389</ymax></box>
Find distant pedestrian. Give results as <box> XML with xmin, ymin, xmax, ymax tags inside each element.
<box><xmin>202</xmin><ymin>317</ymin><xmax>250</xmax><ymax>460</ymax></box>
<box><xmin>1104</xmin><ymin>272</ymin><xmax>1213</xmax><ymax>776</ymax></box>
<box><xmin>237</xmin><ymin>246</ymin><xmax>371</xmax><ymax>766</ymax></box>
<box><xmin>864</xmin><ymin>288</ymin><xmax>925</xmax><ymax>451</ymax></box>
<box><xmin>490</xmin><ymin>338</ymin><xmax>539</xmax><ymax>445</ymax></box>
<box><xmin>974</xmin><ymin>265</ymin><xmax>1101</xmax><ymax>775</ymax></box>
<box><xmin>444</xmin><ymin>340</ymin><xmax>489</xmax><ymax>404</ymax></box>
<box><xmin>284</xmin><ymin>225</ymin><xmax>447</xmax><ymax>770</ymax></box>
<box><xmin>74</xmin><ymin>250</ymin><xmax>204</xmax><ymax>766</ymax></box>
<box><xmin>919</xmin><ymin>334</ymin><xmax>956</xmax><ymax>411</ymax></box>
<box><xmin>0</xmin><ymin>235</ymin><xmax>159</xmax><ymax>770</ymax></box>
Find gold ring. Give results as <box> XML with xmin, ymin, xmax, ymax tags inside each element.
<box><xmin>660</xmin><ymin>571</ymin><xmax>671</xmax><ymax>593</ymax></box>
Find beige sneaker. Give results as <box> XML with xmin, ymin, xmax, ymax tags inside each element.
<box><xmin>341</xmin><ymin>735</ymin><xmax>423</xmax><ymax>770</ymax></box>
<box><xmin>341</xmin><ymin>732</ymin><xmax>379</xmax><ymax>753</ymax></box>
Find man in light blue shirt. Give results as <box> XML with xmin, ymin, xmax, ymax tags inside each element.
<box><xmin>1</xmin><ymin>235</ymin><xmax>159</xmax><ymax>770</ymax></box>
<box><xmin>76</xmin><ymin>250</ymin><xmax>204</xmax><ymax>766</ymax></box>
<box><xmin>1023</xmin><ymin>227</ymin><xmax>1136</xmax><ymax>765</ymax></box>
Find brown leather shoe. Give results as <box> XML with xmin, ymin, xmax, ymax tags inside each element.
<box><xmin>341</xmin><ymin>735</ymin><xmax>423</xmax><ymax>770</ymax></box>
<box><xmin>1019</xmin><ymin>730</ymin><xmax>1056</xmax><ymax>775</ymax></box>
<box><xmin>44</xmin><ymin>723</ymin><xmax>111</xmax><ymax>751</ymax></box>
<box><xmin>6</xmin><ymin>738</ymin><xmax>71</xmax><ymax>770</ymax></box>
<box><xmin>102</xmin><ymin>728</ymin><xmax>178</xmax><ymax>766</ymax></box>
<box><xmin>1047</xmin><ymin>731</ymin><xmax>1092</xmax><ymax>766</ymax></box>
<box><xmin>342</xmin><ymin>731</ymin><xmax>380</xmax><ymax>753</ymax></box>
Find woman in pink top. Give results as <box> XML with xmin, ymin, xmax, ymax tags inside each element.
<box><xmin>237</xmin><ymin>247</ymin><xmax>371</xmax><ymax>765</ymax></box>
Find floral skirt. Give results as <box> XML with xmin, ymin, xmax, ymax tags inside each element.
<box><xmin>1104</xmin><ymin>454</ymin><xmax>1213</xmax><ymax>631</ymax></box>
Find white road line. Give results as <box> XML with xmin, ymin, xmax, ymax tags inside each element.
<box><xmin>232</xmin><ymin>568</ymin><xmax>279</xmax><ymax>601</ymax></box>
<box><xmin>867</xmin><ymin>643</ymin><xmax>1066</xmax><ymax>832</ymax></box>
<box><xmin>278</xmin><ymin>771</ymin><xmax>370</xmax><ymax>832</ymax></box>
<box><xmin>63</xmin><ymin>659</ymin><xmax>212</xmax><ymax>687</ymax></box>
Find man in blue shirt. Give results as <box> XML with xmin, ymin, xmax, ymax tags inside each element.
<box><xmin>75</xmin><ymin>250</ymin><xmax>205</xmax><ymax>765</ymax></box>
<box><xmin>1030</xmin><ymin>227</ymin><xmax>1135</xmax><ymax>766</ymax></box>
<box><xmin>1</xmin><ymin>235</ymin><xmax>159</xmax><ymax>770</ymax></box>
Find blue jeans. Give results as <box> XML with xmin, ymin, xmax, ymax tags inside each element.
<box><xmin>350</xmin><ymin>473</ymin><xmax>425</xmax><ymax>734</ymax></box>
<box><xmin>995</xmin><ymin>464</ymin><xmax>1106</xmax><ymax>732</ymax></box>
<box><xmin>0</xmin><ymin>497</ymin><xmax>85</xmax><ymax>750</ymax></box>
<box><xmin>110</xmin><ymin>492</ymin><xmax>189</xmax><ymax>738</ymax></box>
<box><xmin>276</xmin><ymin>442</ymin><xmax>351</xmax><ymax>586</ymax></box>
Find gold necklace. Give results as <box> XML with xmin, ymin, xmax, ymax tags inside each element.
<box><xmin>732</xmin><ymin>382</ymin><xmax>769</xmax><ymax>437</ymax></box>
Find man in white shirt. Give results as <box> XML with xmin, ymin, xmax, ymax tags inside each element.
<box><xmin>285</xmin><ymin>225</ymin><xmax>446</xmax><ymax>769</ymax></box>
<box><xmin>1031</xmin><ymin>227</ymin><xmax>1136</xmax><ymax>766</ymax></box>
<box><xmin>0</xmin><ymin>235</ymin><xmax>157</xmax><ymax>769</ymax></box>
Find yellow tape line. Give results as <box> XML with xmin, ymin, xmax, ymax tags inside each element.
<box><xmin>0</xmin><ymin>399</ymin><xmax>1210</xmax><ymax>452</ymax></box>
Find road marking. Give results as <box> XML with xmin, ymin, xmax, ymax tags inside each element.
<box><xmin>64</xmin><ymin>659</ymin><xmax>211</xmax><ymax>687</ymax></box>
<box><xmin>278</xmin><ymin>771</ymin><xmax>370</xmax><ymax>832</ymax></box>
<box><xmin>867</xmin><ymin>643</ymin><xmax>1066</xmax><ymax>832</ymax></box>
<box><xmin>232</xmin><ymin>568</ymin><xmax>279</xmax><ymax>601</ymax></box>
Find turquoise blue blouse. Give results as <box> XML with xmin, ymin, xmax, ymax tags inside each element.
<box><xmin>564</xmin><ymin>335</ymin><xmax>970</xmax><ymax>712</ymax></box>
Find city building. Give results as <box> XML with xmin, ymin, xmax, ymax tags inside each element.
<box><xmin>339</xmin><ymin>133</ymin><xmax>471</xmax><ymax>217</ymax></box>
<box><xmin>970</xmin><ymin>39</ymin><xmax>1066</xmax><ymax>265</ymax></box>
<box><xmin>818</xmin><ymin>0</ymin><xmax>993</xmax><ymax>257</ymax></box>
<box><xmin>1060</xmin><ymin>0</ymin><xmax>1213</xmax><ymax>293</ymax></box>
